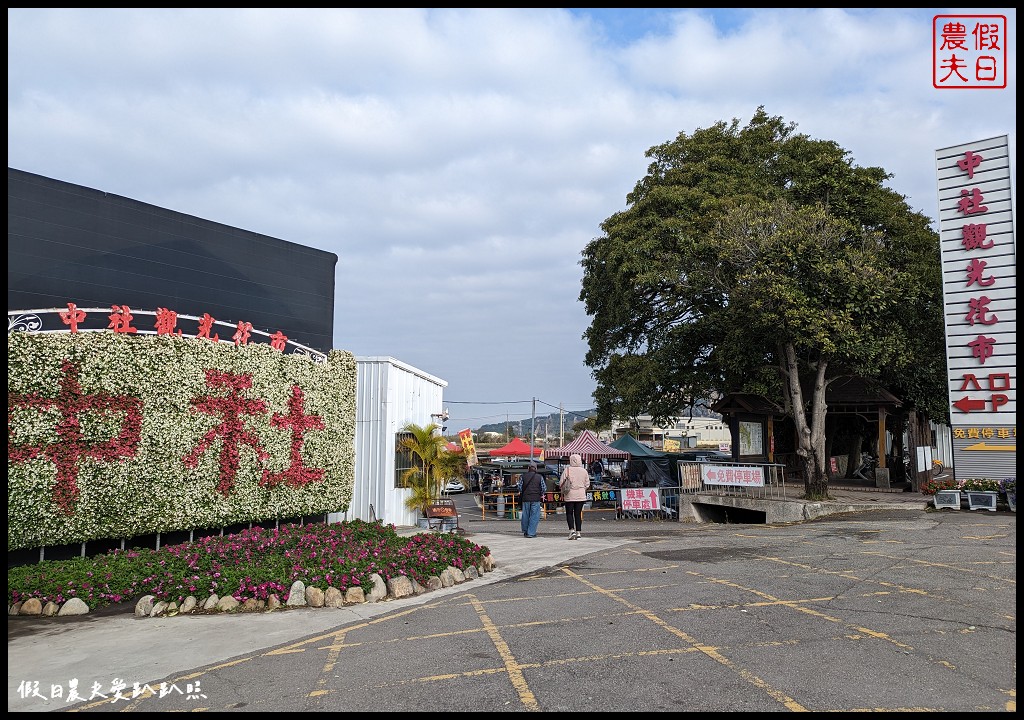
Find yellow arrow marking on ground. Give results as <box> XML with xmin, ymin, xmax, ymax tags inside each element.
<box><xmin>963</xmin><ymin>442</ymin><xmax>1016</xmax><ymax>451</ymax></box>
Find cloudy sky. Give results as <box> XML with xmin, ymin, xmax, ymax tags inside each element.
<box><xmin>7</xmin><ymin>8</ymin><xmax>1016</xmax><ymax>436</ymax></box>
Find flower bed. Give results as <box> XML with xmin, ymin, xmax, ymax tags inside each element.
<box><xmin>7</xmin><ymin>520</ymin><xmax>490</xmax><ymax>611</ymax></box>
<box><xmin>923</xmin><ymin>475</ymin><xmax>1015</xmax><ymax>512</ymax></box>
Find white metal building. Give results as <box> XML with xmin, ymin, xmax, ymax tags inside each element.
<box><xmin>329</xmin><ymin>356</ymin><xmax>447</xmax><ymax>528</ymax></box>
<box><xmin>610</xmin><ymin>415</ymin><xmax>732</xmax><ymax>450</ymax></box>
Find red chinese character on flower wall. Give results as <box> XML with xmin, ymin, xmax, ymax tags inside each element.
<box><xmin>7</xmin><ymin>359</ymin><xmax>143</xmax><ymax>514</ymax></box>
<box><xmin>154</xmin><ymin>308</ymin><xmax>183</xmax><ymax>337</ymax></box>
<box><xmin>108</xmin><ymin>305</ymin><xmax>138</xmax><ymax>334</ymax></box>
<box><xmin>60</xmin><ymin>303</ymin><xmax>86</xmax><ymax>333</ymax></box>
<box><xmin>269</xmin><ymin>331</ymin><xmax>288</xmax><ymax>352</ymax></box>
<box><xmin>260</xmin><ymin>386</ymin><xmax>325</xmax><ymax>489</ymax></box>
<box><xmin>232</xmin><ymin>321</ymin><xmax>253</xmax><ymax>346</ymax></box>
<box><xmin>182</xmin><ymin>369</ymin><xmax>269</xmax><ymax>497</ymax></box>
<box><xmin>196</xmin><ymin>313</ymin><xmax>219</xmax><ymax>342</ymax></box>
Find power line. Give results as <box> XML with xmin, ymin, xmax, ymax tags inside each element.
<box><xmin>447</xmin><ymin>398</ymin><xmax>595</xmax><ymax>410</ymax></box>
<box><xmin>445</xmin><ymin>400</ymin><xmax>534</xmax><ymax>405</ymax></box>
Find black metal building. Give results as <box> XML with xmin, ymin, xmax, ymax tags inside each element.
<box><xmin>8</xmin><ymin>167</ymin><xmax>337</xmax><ymax>352</ymax></box>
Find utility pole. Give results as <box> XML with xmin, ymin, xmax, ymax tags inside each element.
<box><xmin>559</xmin><ymin>404</ymin><xmax>564</xmax><ymax>446</ymax></box>
<box><xmin>530</xmin><ymin>397</ymin><xmax>536</xmax><ymax>458</ymax></box>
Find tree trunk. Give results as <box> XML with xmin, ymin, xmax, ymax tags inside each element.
<box><xmin>845</xmin><ymin>432</ymin><xmax>864</xmax><ymax>479</ymax></box>
<box><xmin>823</xmin><ymin>415</ymin><xmax>836</xmax><ymax>480</ymax></box>
<box><xmin>888</xmin><ymin>414</ymin><xmax>907</xmax><ymax>482</ymax></box>
<box><xmin>905</xmin><ymin>411</ymin><xmax>933</xmax><ymax>492</ymax></box>
<box><xmin>783</xmin><ymin>344</ymin><xmax>830</xmax><ymax>500</ymax></box>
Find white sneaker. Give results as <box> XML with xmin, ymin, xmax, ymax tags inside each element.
<box><xmin>568</xmin><ymin>531</ymin><xmax>576</xmax><ymax>540</ymax></box>
<box><xmin>575</xmin><ymin>531</ymin><xmax>582</xmax><ymax>539</ymax></box>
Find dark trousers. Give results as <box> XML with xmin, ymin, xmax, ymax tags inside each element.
<box><xmin>564</xmin><ymin>501</ymin><xmax>585</xmax><ymax>531</ymax></box>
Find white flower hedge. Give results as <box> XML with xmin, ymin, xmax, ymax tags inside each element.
<box><xmin>7</xmin><ymin>331</ymin><xmax>357</xmax><ymax>550</ymax></box>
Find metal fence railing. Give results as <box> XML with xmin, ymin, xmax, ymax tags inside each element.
<box><xmin>677</xmin><ymin>461</ymin><xmax>789</xmax><ymax>501</ymax></box>
<box><xmin>473</xmin><ymin>461</ymin><xmax>790</xmax><ymax>524</ymax></box>
<box><xmin>593</xmin><ymin>462</ymin><xmax>792</xmax><ymax>523</ymax></box>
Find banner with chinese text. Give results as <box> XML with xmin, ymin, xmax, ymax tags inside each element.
<box><xmin>458</xmin><ymin>428</ymin><xmax>479</xmax><ymax>466</ymax></box>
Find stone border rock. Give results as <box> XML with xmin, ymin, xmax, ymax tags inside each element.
<box><xmin>9</xmin><ymin>556</ymin><xmax>496</xmax><ymax>619</ymax></box>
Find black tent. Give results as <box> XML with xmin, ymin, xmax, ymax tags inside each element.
<box><xmin>609</xmin><ymin>434</ymin><xmax>676</xmax><ymax>486</ymax></box>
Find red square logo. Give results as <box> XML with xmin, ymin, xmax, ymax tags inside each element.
<box><xmin>933</xmin><ymin>15</ymin><xmax>1007</xmax><ymax>89</ymax></box>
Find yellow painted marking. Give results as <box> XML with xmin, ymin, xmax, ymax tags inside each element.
<box><xmin>964</xmin><ymin>441</ymin><xmax>1015</xmax><ymax>451</ymax></box>
<box><xmin>685</xmin><ymin>570</ymin><xmax>972</xmax><ymax>662</ymax></box>
<box><xmin>844</xmin><ymin>707</ymin><xmax>941</xmax><ymax>712</ymax></box>
<box><xmin>861</xmin><ymin>552</ymin><xmax>1015</xmax><ymax>585</ymax></box>
<box><xmin>667</xmin><ymin>596</ymin><xmax>837</xmax><ymax>612</ymax></box>
<box><xmin>378</xmin><ymin>647</ymin><xmax>702</xmax><ymax>688</ymax></box>
<box><xmin>466</xmin><ymin>594</ymin><xmax>540</xmax><ymax>711</ymax></box>
<box><xmin>1001</xmin><ymin>688</ymin><xmax>1016</xmax><ymax>712</ymax></box>
<box><xmin>560</xmin><ymin>567</ymin><xmax>808</xmax><ymax>712</ymax></box>
<box><xmin>310</xmin><ymin>627</ymin><xmax>350</xmax><ymax>698</ymax></box>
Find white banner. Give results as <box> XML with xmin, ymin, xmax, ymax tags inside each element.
<box><xmin>700</xmin><ymin>464</ymin><xmax>765</xmax><ymax>487</ymax></box>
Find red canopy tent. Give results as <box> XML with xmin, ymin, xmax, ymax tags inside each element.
<box><xmin>487</xmin><ymin>437</ymin><xmax>544</xmax><ymax>458</ymax></box>
<box><xmin>546</xmin><ymin>430</ymin><xmax>630</xmax><ymax>465</ymax></box>
<box><xmin>444</xmin><ymin>441</ymin><xmax>462</xmax><ymax>453</ymax></box>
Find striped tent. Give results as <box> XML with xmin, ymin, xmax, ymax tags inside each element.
<box><xmin>545</xmin><ymin>430</ymin><xmax>630</xmax><ymax>464</ymax></box>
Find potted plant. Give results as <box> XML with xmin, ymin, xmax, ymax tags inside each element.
<box><xmin>398</xmin><ymin>422</ymin><xmax>468</xmax><ymax>528</ymax></box>
<box><xmin>398</xmin><ymin>422</ymin><xmax>446</xmax><ymax>527</ymax></box>
<box><xmin>959</xmin><ymin>478</ymin><xmax>1000</xmax><ymax>511</ymax></box>
<box><xmin>920</xmin><ymin>476</ymin><xmax>958</xmax><ymax>496</ymax></box>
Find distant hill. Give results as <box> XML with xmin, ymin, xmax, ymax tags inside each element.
<box><xmin>474</xmin><ymin>410</ymin><xmax>596</xmax><ymax>439</ymax></box>
<box><xmin>471</xmin><ymin>406</ymin><xmax>720</xmax><ymax>439</ymax></box>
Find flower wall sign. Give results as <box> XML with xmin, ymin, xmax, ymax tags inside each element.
<box><xmin>7</xmin><ymin>330</ymin><xmax>357</xmax><ymax>550</ymax></box>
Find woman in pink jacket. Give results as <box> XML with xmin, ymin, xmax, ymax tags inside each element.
<box><xmin>559</xmin><ymin>454</ymin><xmax>591</xmax><ymax>540</ymax></box>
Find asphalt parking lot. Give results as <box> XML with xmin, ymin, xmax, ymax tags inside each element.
<box><xmin>10</xmin><ymin>507</ymin><xmax>1015</xmax><ymax>713</ymax></box>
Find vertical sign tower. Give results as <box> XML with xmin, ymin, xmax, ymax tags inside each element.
<box><xmin>935</xmin><ymin>135</ymin><xmax>1016</xmax><ymax>479</ymax></box>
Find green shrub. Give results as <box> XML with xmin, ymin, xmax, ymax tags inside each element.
<box><xmin>8</xmin><ymin>521</ymin><xmax>490</xmax><ymax>610</ymax></box>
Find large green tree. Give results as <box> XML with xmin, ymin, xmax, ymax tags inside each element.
<box><xmin>580</xmin><ymin>108</ymin><xmax>946</xmax><ymax>498</ymax></box>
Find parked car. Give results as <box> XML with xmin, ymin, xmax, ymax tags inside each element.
<box><xmin>443</xmin><ymin>479</ymin><xmax>466</xmax><ymax>494</ymax></box>
<box><xmin>676</xmin><ymin>450</ymin><xmax>732</xmax><ymax>463</ymax></box>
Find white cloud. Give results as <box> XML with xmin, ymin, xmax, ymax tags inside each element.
<box><xmin>7</xmin><ymin>7</ymin><xmax>1017</xmax><ymax>431</ymax></box>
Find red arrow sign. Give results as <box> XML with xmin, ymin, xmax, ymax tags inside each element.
<box><xmin>953</xmin><ymin>396</ymin><xmax>987</xmax><ymax>412</ymax></box>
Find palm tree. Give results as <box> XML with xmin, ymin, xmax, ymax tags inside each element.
<box><xmin>399</xmin><ymin>422</ymin><xmax>449</xmax><ymax>517</ymax></box>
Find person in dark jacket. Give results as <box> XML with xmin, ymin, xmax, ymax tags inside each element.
<box><xmin>517</xmin><ymin>463</ymin><xmax>547</xmax><ymax>538</ymax></box>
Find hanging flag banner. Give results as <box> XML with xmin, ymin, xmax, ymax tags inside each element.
<box><xmin>458</xmin><ymin>428</ymin><xmax>479</xmax><ymax>467</ymax></box>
